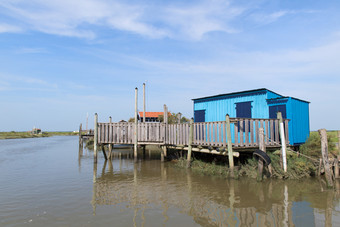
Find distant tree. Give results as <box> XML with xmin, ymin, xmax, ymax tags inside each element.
<box><xmin>128</xmin><ymin>117</ymin><xmax>135</xmax><ymax>122</ymax></box>
<box><xmin>159</xmin><ymin>112</ymin><xmax>190</xmax><ymax>123</ymax></box>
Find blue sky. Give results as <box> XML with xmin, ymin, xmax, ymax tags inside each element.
<box><xmin>1</xmin><ymin>0</ymin><xmax>339</xmax><ymax>131</ymax></box>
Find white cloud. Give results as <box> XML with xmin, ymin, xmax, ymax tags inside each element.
<box><xmin>0</xmin><ymin>0</ymin><xmax>244</xmax><ymax>40</ymax></box>
<box><xmin>0</xmin><ymin>23</ymin><xmax>22</xmax><ymax>33</ymax></box>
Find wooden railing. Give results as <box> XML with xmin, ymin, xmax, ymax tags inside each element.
<box><xmin>97</xmin><ymin>118</ymin><xmax>289</xmax><ymax>147</ymax></box>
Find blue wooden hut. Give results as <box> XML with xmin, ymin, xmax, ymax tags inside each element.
<box><xmin>192</xmin><ymin>88</ymin><xmax>310</xmax><ymax>145</ymax></box>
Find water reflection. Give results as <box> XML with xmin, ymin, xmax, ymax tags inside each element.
<box><xmin>79</xmin><ymin>149</ymin><xmax>340</xmax><ymax>226</ymax></box>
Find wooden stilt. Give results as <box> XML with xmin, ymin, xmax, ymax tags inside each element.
<box><xmin>335</xmin><ymin>155</ymin><xmax>339</xmax><ymax>179</ymax></box>
<box><xmin>319</xmin><ymin>129</ymin><xmax>334</xmax><ymax>188</ymax></box>
<box><xmin>134</xmin><ymin>87</ymin><xmax>138</xmax><ymax>163</ymax></box>
<box><xmin>94</xmin><ymin>113</ymin><xmax>98</xmax><ymax>163</ymax></box>
<box><xmin>79</xmin><ymin>123</ymin><xmax>82</xmax><ymax>147</ymax></box>
<box><xmin>225</xmin><ymin>114</ymin><xmax>234</xmax><ymax>178</ymax></box>
<box><xmin>109</xmin><ymin>117</ymin><xmax>113</xmax><ymax>155</ymax></box>
<box><xmin>257</xmin><ymin>128</ymin><xmax>265</xmax><ymax>181</ymax></box>
<box><xmin>186</xmin><ymin>119</ymin><xmax>194</xmax><ymax>168</ymax></box>
<box><xmin>143</xmin><ymin>145</ymin><xmax>146</xmax><ymax>158</ymax></box>
<box><xmin>102</xmin><ymin>145</ymin><xmax>108</xmax><ymax>160</ymax></box>
<box><xmin>277</xmin><ymin>112</ymin><xmax>287</xmax><ymax>172</ymax></box>
<box><xmin>161</xmin><ymin>146</ymin><xmax>165</xmax><ymax>162</ymax></box>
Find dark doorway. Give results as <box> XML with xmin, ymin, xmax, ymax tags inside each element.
<box><xmin>194</xmin><ymin>110</ymin><xmax>206</xmax><ymax>122</ymax></box>
<box><xmin>269</xmin><ymin>105</ymin><xmax>287</xmax><ymax>119</ymax></box>
<box><xmin>236</xmin><ymin>101</ymin><xmax>252</xmax><ymax>118</ymax></box>
<box><xmin>236</xmin><ymin>102</ymin><xmax>252</xmax><ymax>132</ymax></box>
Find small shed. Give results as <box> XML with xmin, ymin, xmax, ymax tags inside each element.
<box><xmin>138</xmin><ymin>112</ymin><xmax>171</xmax><ymax>122</ymax></box>
<box><xmin>192</xmin><ymin>88</ymin><xmax>310</xmax><ymax>145</ymax></box>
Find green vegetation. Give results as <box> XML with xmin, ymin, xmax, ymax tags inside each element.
<box><xmin>0</xmin><ymin>131</ymin><xmax>78</xmax><ymax>139</ymax></box>
<box><xmin>175</xmin><ymin>158</ymin><xmax>232</xmax><ymax>177</ymax></box>
<box><xmin>175</xmin><ymin>153</ymin><xmax>318</xmax><ymax>180</ymax></box>
<box><xmin>158</xmin><ymin>112</ymin><xmax>190</xmax><ymax>123</ymax></box>
<box><xmin>238</xmin><ymin>153</ymin><xmax>317</xmax><ymax>179</ymax></box>
<box><xmin>300</xmin><ymin>131</ymin><xmax>339</xmax><ymax>158</ymax></box>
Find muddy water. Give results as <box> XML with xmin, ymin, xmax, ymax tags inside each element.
<box><xmin>1</xmin><ymin>137</ymin><xmax>340</xmax><ymax>226</ymax></box>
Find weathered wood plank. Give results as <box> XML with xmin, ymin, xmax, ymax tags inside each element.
<box><xmin>275</xmin><ymin>119</ymin><xmax>279</xmax><ymax>144</ymax></box>
<box><xmin>270</xmin><ymin>119</ymin><xmax>274</xmax><ymax>146</ymax></box>
<box><xmin>265</xmin><ymin>120</ymin><xmax>269</xmax><ymax>146</ymax></box>
<box><xmin>285</xmin><ymin>119</ymin><xmax>289</xmax><ymax>144</ymax></box>
<box><xmin>240</xmin><ymin>120</ymin><xmax>244</xmax><ymax>147</ymax></box>
<box><xmin>319</xmin><ymin>129</ymin><xmax>334</xmax><ymax>187</ymax></box>
<box><xmin>234</xmin><ymin>121</ymin><xmax>239</xmax><ymax>146</ymax></box>
<box><xmin>245</xmin><ymin>119</ymin><xmax>249</xmax><ymax>147</ymax></box>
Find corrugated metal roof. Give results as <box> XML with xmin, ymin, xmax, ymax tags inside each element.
<box><xmin>192</xmin><ymin>88</ymin><xmax>282</xmax><ymax>101</ymax></box>
<box><xmin>267</xmin><ymin>96</ymin><xmax>310</xmax><ymax>104</ymax></box>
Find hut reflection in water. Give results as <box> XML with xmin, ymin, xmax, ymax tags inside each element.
<box><xmin>79</xmin><ymin>148</ymin><xmax>340</xmax><ymax>227</ymax></box>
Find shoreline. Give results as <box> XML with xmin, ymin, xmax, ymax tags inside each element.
<box><xmin>0</xmin><ymin>131</ymin><xmax>78</xmax><ymax>140</ymax></box>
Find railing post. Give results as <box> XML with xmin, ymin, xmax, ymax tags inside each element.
<box><xmin>319</xmin><ymin>129</ymin><xmax>334</xmax><ymax>188</ymax></box>
<box><xmin>225</xmin><ymin>114</ymin><xmax>234</xmax><ymax>178</ymax></box>
<box><xmin>277</xmin><ymin>112</ymin><xmax>287</xmax><ymax>172</ymax></box>
<box><xmin>94</xmin><ymin>113</ymin><xmax>98</xmax><ymax>163</ymax></box>
<box><xmin>187</xmin><ymin>118</ymin><xmax>194</xmax><ymax>168</ymax></box>
<box><xmin>178</xmin><ymin>112</ymin><xmax>182</xmax><ymax>124</ymax></box>
<box><xmin>134</xmin><ymin>87</ymin><xmax>138</xmax><ymax>162</ymax></box>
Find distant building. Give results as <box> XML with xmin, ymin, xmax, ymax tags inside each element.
<box><xmin>138</xmin><ymin>112</ymin><xmax>171</xmax><ymax>122</ymax></box>
<box><xmin>192</xmin><ymin>88</ymin><xmax>310</xmax><ymax>145</ymax></box>
<box><xmin>31</xmin><ymin>128</ymin><xmax>42</xmax><ymax>134</ymax></box>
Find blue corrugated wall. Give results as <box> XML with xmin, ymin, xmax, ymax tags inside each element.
<box><xmin>193</xmin><ymin>89</ymin><xmax>310</xmax><ymax>145</ymax></box>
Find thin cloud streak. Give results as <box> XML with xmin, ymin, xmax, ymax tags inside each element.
<box><xmin>0</xmin><ymin>0</ymin><xmax>245</xmax><ymax>40</ymax></box>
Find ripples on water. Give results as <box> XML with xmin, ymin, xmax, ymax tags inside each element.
<box><xmin>1</xmin><ymin>136</ymin><xmax>340</xmax><ymax>226</ymax></box>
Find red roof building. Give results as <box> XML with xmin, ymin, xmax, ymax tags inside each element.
<box><xmin>138</xmin><ymin>112</ymin><xmax>171</xmax><ymax>122</ymax></box>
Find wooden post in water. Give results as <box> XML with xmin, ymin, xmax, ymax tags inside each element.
<box><xmin>257</xmin><ymin>128</ymin><xmax>265</xmax><ymax>181</ymax></box>
<box><xmin>134</xmin><ymin>87</ymin><xmax>138</xmax><ymax>162</ymax></box>
<box><xmin>277</xmin><ymin>112</ymin><xmax>287</xmax><ymax>172</ymax></box>
<box><xmin>225</xmin><ymin>114</ymin><xmax>234</xmax><ymax>178</ymax></box>
<box><xmin>109</xmin><ymin>116</ymin><xmax>113</xmax><ymax>153</ymax></box>
<box><xmin>101</xmin><ymin>145</ymin><xmax>108</xmax><ymax>160</ymax></box>
<box><xmin>79</xmin><ymin>123</ymin><xmax>82</xmax><ymax>146</ymax></box>
<box><xmin>94</xmin><ymin>113</ymin><xmax>98</xmax><ymax>163</ymax></box>
<box><xmin>187</xmin><ymin>118</ymin><xmax>194</xmax><ymax>168</ymax></box>
<box><xmin>163</xmin><ymin>104</ymin><xmax>168</xmax><ymax>159</ymax></box>
<box><xmin>319</xmin><ymin>129</ymin><xmax>334</xmax><ymax>188</ymax></box>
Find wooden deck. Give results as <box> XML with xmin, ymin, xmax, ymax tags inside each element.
<box><xmin>96</xmin><ymin>118</ymin><xmax>289</xmax><ymax>149</ymax></box>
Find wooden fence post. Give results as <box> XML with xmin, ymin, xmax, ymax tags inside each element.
<box><xmin>187</xmin><ymin>118</ymin><xmax>194</xmax><ymax>168</ymax></box>
<box><xmin>225</xmin><ymin>114</ymin><xmax>234</xmax><ymax>178</ymax></box>
<box><xmin>318</xmin><ymin>129</ymin><xmax>334</xmax><ymax>188</ymax></box>
<box><xmin>134</xmin><ymin>87</ymin><xmax>138</xmax><ymax>162</ymax></box>
<box><xmin>94</xmin><ymin>113</ymin><xmax>98</xmax><ymax>163</ymax></box>
<box><xmin>277</xmin><ymin>112</ymin><xmax>287</xmax><ymax>172</ymax></box>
